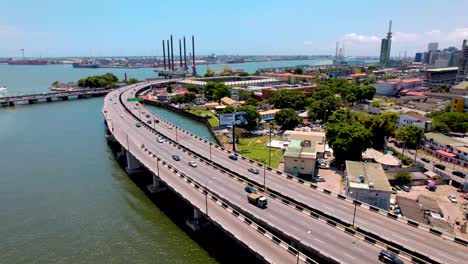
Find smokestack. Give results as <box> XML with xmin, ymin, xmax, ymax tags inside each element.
<box><xmin>183</xmin><ymin>36</ymin><xmax>187</xmax><ymax>70</ymax></box>
<box><xmin>166</xmin><ymin>40</ymin><xmax>170</xmax><ymax>70</ymax></box>
<box><xmin>179</xmin><ymin>38</ymin><xmax>183</xmax><ymax>68</ymax></box>
<box><xmin>162</xmin><ymin>40</ymin><xmax>166</xmax><ymax>70</ymax></box>
<box><xmin>170</xmin><ymin>35</ymin><xmax>174</xmax><ymax>71</ymax></box>
<box><xmin>335</xmin><ymin>41</ymin><xmax>339</xmax><ymax>59</ymax></box>
<box><xmin>124</xmin><ymin>72</ymin><xmax>128</xmax><ymax>82</ymax></box>
<box><xmin>192</xmin><ymin>35</ymin><xmax>196</xmax><ymax>76</ymax></box>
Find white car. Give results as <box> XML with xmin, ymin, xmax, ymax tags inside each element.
<box><xmin>188</xmin><ymin>161</ymin><xmax>197</xmax><ymax>168</ymax></box>
<box><xmin>448</xmin><ymin>194</ymin><xmax>458</xmax><ymax>203</ymax></box>
<box><xmin>157</xmin><ymin>138</ymin><xmax>164</xmax><ymax>143</ymax></box>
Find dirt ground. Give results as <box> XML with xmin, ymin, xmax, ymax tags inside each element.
<box><xmin>396</xmin><ymin>185</ymin><xmax>468</xmax><ymax>238</ymax></box>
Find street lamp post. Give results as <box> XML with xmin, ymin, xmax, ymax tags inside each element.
<box><xmin>209</xmin><ymin>142</ymin><xmax>212</xmax><ymax>161</ymax></box>
<box><xmin>268</xmin><ymin>124</ymin><xmax>272</xmax><ymax>167</ymax></box>
<box><xmin>350</xmin><ymin>190</ymin><xmax>359</xmax><ymax>228</ymax></box>
<box><xmin>263</xmin><ymin>164</ymin><xmax>266</xmax><ymax>191</ymax></box>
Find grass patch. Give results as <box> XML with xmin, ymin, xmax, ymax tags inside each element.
<box><xmin>187</xmin><ymin>109</ymin><xmax>219</xmax><ymax>127</ymax></box>
<box><xmin>237</xmin><ymin>135</ymin><xmax>283</xmax><ymax>168</ymax></box>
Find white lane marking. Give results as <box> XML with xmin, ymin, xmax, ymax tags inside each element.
<box><xmin>343</xmin><ymin>253</ymin><xmax>355</xmax><ymax>259</ymax></box>
<box><xmin>353</xmin><ymin>245</ymin><xmax>366</xmax><ymax>254</ymax></box>
<box><xmin>322</xmin><ymin>206</ymin><xmax>335</xmax><ymax>212</ymax></box>
<box><xmin>391</xmin><ymin>233</ymin><xmax>408</xmax><ymax>242</ymax></box>
<box><xmin>438</xmin><ymin>253</ymin><xmax>459</xmax><ymax>262</ymax></box>
<box><xmin>314</xmin><ymin>238</ymin><xmax>326</xmax><ymax>244</ymax></box>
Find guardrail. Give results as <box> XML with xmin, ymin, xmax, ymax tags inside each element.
<box><xmin>114</xmin><ymin>88</ymin><xmax>457</xmax><ymax>263</ymax></box>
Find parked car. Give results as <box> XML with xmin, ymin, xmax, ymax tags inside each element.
<box><xmin>452</xmin><ymin>171</ymin><xmax>466</xmax><ymax>178</ymax></box>
<box><xmin>157</xmin><ymin>137</ymin><xmax>164</xmax><ymax>143</ymax></box>
<box><xmin>394</xmin><ymin>185</ymin><xmax>402</xmax><ymax>191</ymax></box>
<box><xmin>244</xmin><ymin>184</ymin><xmax>257</xmax><ymax>194</ymax></box>
<box><xmin>378</xmin><ymin>250</ymin><xmax>404</xmax><ymax>264</ymax></box>
<box><xmin>188</xmin><ymin>161</ymin><xmax>197</xmax><ymax>167</ymax></box>
<box><xmin>448</xmin><ymin>194</ymin><xmax>458</xmax><ymax>203</ymax></box>
<box><xmin>391</xmin><ymin>187</ymin><xmax>397</xmax><ymax>194</ymax></box>
<box><xmin>146</xmin><ymin>114</ymin><xmax>150</xmax><ymax>118</ymax></box>
<box><xmin>408</xmin><ymin>149</ymin><xmax>415</xmax><ymax>154</ymax></box>
<box><xmin>135</xmin><ymin>123</ymin><xmax>141</xmax><ymax>128</ymax></box>
<box><xmin>248</xmin><ymin>168</ymin><xmax>259</xmax><ymax>174</ymax></box>
<box><xmin>401</xmin><ymin>185</ymin><xmax>411</xmax><ymax>192</ymax></box>
<box><xmin>434</xmin><ymin>164</ymin><xmax>446</xmax><ymax>170</ymax></box>
<box><xmin>154</xmin><ymin>119</ymin><xmax>159</xmax><ymax>123</ymax></box>
<box><xmin>228</xmin><ymin>154</ymin><xmax>238</xmax><ymax>161</ymax></box>
<box><xmin>312</xmin><ymin>175</ymin><xmax>325</xmax><ymax>182</ymax></box>
<box><xmin>147</xmin><ymin>120</ymin><xmax>152</xmax><ymax>124</ymax></box>
<box><xmin>421</xmin><ymin>157</ymin><xmax>430</xmax><ymax>163</ymax></box>
<box><xmin>172</xmin><ymin>155</ymin><xmax>181</xmax><ymax>161</ymax></box>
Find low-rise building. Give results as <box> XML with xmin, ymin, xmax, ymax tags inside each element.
<box><xmin>362</xmin><ymin>148</ymin><xmax>401</xmax><ymax>169</ymax></box>
<box><xmin>258</xmin><ymin>109</ymin><xmax>280</xmax><ymax>122</ymax></box>
<box><xmin>397</xmin><ymin>113</ymin><xmax>432</xmax><ymax>131</ymax></box>
<box><xmin>345</xmin><ymin>161</ymin><xmax>392</xmax><ymax>210</ymax></box>
<box><xmin>424</xmin><ymin>132</ymin><xmax>468</xmax><ymax>161</ymax></box>
<box><xmin>220</xmin><ymin>97</ymin><xmax>243</xmax><ymax>108</ymax></box>
<box><xmin>422</xmin><ymin>67</ymin><xmax>459</xmax><ymax>86</ymax></box>
<box><xmin>284</xmin><ymin>139</ymin><xmax>317</xmax><ymax>176</ymax></box>
<box><xmin>450</xmin><ymin>81</ymin><xmax>468</xmax><ymax>96</ymax></box>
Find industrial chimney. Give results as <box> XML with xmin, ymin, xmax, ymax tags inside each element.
<box><xmin>166</xmin><ymin>39</ymin><xmax>170</xmax><ymax>70</ymax></box>
<box><xmin>179</xmin><ymin>38</ymin><xmax>183</xmax><ymax>68</ymax></box>
<box><xmin>183</xmin><ymin>36</ymin><xmax>187</xmax><ymax>70</ymax></box>
<box><xmin>162</xmin><ymin>40</ymin><xmax>166</xmax><ymax>70</ymax></box>
<box><xmin>192</xmin><ymin>35</ymin><xmax>196</xmax><ymax>76</ymax></box>
<box><xmin>170</xmin><ymin>35</ymin><xmax>174</xmax><ymax>71</ymax></box>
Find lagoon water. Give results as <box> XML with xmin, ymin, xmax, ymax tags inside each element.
<box><xmin>0</xmin><ymin>59</ymin><xmax>331</xmax><ymax>263</ymax></box>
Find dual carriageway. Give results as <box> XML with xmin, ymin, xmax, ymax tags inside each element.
<box><xmin>103</xmin><ymin>80</ymin><xmax>467</xmax><ymax>263</ymax></box>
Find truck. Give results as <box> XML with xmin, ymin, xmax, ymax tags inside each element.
<box><xmin>247</xmin><ymin>193</ymin><xmax>268</xmax><ymax>208</ymax></box>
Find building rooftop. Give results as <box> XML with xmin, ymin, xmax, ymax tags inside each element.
<box><xmin>425</xmin><ymin>132</ymin><xmax>465</xmax><ymax>147</ymax></box>
<box><xmin>259</xmin><ymin>109</ymin><xmax>281</xmax><ymax>116</ymax></box>
<box><xmin>283</xmin><ymin>130</ymin><xmax>325</xmax><ymax>144</ymax></box>
<box><xmin>345</xmin><ymin>161</ymin><xmax>391</xmax><ymax>192</ymax></box>
<box><xmin>452</xmin><ymin>81</ymin><xmax>468</xmax><ymax>90</ymax></box>
<box><xmin>424</xmin><ymin>67</ymin><xmax>459</xmax><ymax>72</ymax></box>
<box><xmin>284</xmin><ymin>139</ymin><xmax>317</xmax><ymax>159</ymax></box>
<box><xmin>401</xmin><ymin>113</ymin><xmax>432</xmax><ymax>122</ymax></box>
<box><xmin>402</xmin><ymin>78</ymin><xmax>423</xmax><ymax>83</ymax></box>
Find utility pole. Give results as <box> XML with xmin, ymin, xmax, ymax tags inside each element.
<box><xmin>209</xmin><ymin>142</ymin><xmax>212</xmax><ymax>161</ymax></box>
<box><xmin>268</xmin><ymin>124</ymin><xmax>272</xmax><ymax>167</ymax></box>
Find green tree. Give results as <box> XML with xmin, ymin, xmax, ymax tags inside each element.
<box><xmin>269</xmin><ymin>90</ymin><xmax>306</xmax><ymax>110</ymax></box>
<box><xmin>77</xmin><ymin>73</ymin><xmax>118</xmax><ymax>88</ymax></box>
<box><xmin>166</xmin><ymin>85</ymin><xmax>173</xmax><ymax>93</ymax></box>
<box><xmin>293</xmin><ymin>67</ymin><xmax>303</xmax><ymax>75</ymax></box>
<box><xmin>212</xmin><ymin>83</ymin><xmax>231</xmax><ymax>101</ymax></box>
<box><xmin>307</xmin><ymin>95</ymin><xmax>343</xmax><ymax>121</ymax></box>
<box><xmin>186</xmin><ymin>84</ymin><xmax>200</xmax><ymax>94</ymax></box>
<box><xmin>182</xmin><ymin>92</ymin><xmax>196</xmax><ymax>103</ymax></box>
<box><xmin>395</xmin><ymin>125</ymin><xmax>424</xmax><ymax>149</ymax></box>
<box><xmin>394</xmin><ymin>171</ymin><xmax>412</xmax><ymax>184</ymax></box>
<box><xmin>204</xmin><ymin>69</ymin><xmax>215</xmax><ymax>77</ymax></box>
<box><xmin>170</xmin><ymin>94</ymin><xmax>183</xmax><ymax>104</ymax></box>
<box><xmin>51</xmin><ymin>81</ymin><xmax>60</xmax><ymax>86</ymax></box>
<box><xmin>238</xmin><ymin>89</ymin><xmax>253</xmax><ymax>100</ymax></box>
<box><xmin>275</xmin><ymin>108</ymin><xmax>301</xmax><ymax>130</ymax></box>
<box><xmin>127</xmin><ymin>78</ymin><xmax>139</xmax><ymax>84</ymax></box>
<box><xmin>368</xmin><ymin>112</ymin><xmax>399</xmax><ymax>149</ymax></box>
<box><xmin>237</xmin><ymin>105</ymin><xmax>261</xmax><ymax>131</ymax></box>
<box><xmin>244</xmin><ymin>97</ymin><xmax>258</xmax><ymax>107</ymax></box>
<box><xmin>204</xmin><ymin>82</ymin><xmax>217</xmax><ymax>99</ymax></box>
<box><xmin>222</xmin><ymin>105</ymin><xmax>235</xmax><ymax>113</ymax></box>
<box><xmin>238</xmin><ymin>71</ymin><xmax>249</xmax><ymax>76</ymax></box>
<box><xmin>326</xmin><ymin>123</ymin><xmax>373</xmax><ymax>164</ymax></box>
<box><xmin>428</xmin><ymin>111</ymin><xmax>468</xmax><ymax>133</ymax></box>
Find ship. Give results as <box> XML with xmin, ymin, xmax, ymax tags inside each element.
<box><xmin>72</xmin><ymin>62</ymin><xmax>100</xmax><ymax>68</ymax></box>
<box><xmin>226</xmin><ymin>58</ymin><xmax>245</xmax><ymax>64</ymax></box>
<box><xmin>8</xmin><ymin>59</ymin><xmax>48</xmax><ymax>65</ymax></box>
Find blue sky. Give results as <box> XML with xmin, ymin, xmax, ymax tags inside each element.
<box><xmin>1</xmin><ymin>0</ymin><xmax>467</xmax><ymax>57</ymax></box>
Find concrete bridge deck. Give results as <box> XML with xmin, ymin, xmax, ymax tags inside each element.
<box><xmin>103</xmin><ymin>80</ymin><xmax>468</xmax><ymax>263</ymax></box>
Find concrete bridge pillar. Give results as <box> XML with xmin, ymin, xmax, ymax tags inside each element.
<box><xmin>9</xmin><ymin>101</ymin><xmax>14</xmax><ymax>106</ymax></box>
<box><xmin>147</xmin><ymin>175</ymin><xmax>167</xmax><ymax>193</ymax></box>
<box><xmin>28</xmin><ymin>99</ymin><xmax>35</xmax><ymax>104</ymax></box>
<box><xmin>125</xmin><ymin>150</ymin><xmax>142</xmax><ymax>174</ymax></box>
<box><xmin>46</xmin><ymin>98</ymin><xmax>52</xmax><ymax>102</ymax></box>
<box><xmin>186</xmin><ymin>208</ymin><xmax>206</xmax><ymax>231</ymax></box>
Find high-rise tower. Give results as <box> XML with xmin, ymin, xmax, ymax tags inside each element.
<box><xmin>379</xmin><ymin>20</ymin><xmax>392</xmax><ymax>67</ymax></box>
<box><xmin>456</xmin><ymin>39</ymin><xmax>468</xmax><ymax>83</ymax></box>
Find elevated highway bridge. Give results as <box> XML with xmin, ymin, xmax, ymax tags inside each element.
<box><xmin>103</xmin><ymin>80</ymin><xmax>467</xmax><ymax>263</ymax></box>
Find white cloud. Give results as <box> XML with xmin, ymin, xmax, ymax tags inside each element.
<box><xmin>343</xmin><ymin>33</ymin><xmax>380</xmax><ymax>43</ymax></box>
<box><xmin>303</xmin><ymin>40</ymin><xmax>314</xmax><ymax>45</ymax></box>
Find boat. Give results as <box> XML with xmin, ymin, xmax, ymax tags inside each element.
<box><xmin>72</xmin><ymin>62</ymin><xmax>100</xmax><ymax>68</ymax></box>
<box><xmin>8</xmin><ymin>59</ymin><xmax>48</xmax><ymax>65</ymax></box>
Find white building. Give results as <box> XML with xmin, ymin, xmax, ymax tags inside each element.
<box><xmin>398</xmin><ymin>113</ymin><xmax>432</xmax><ymax>131</ymax></box>
<box><xmin>345</xmin><ymin>161</ymin><xmax>392</xmax><ymax>210</ymax></box>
